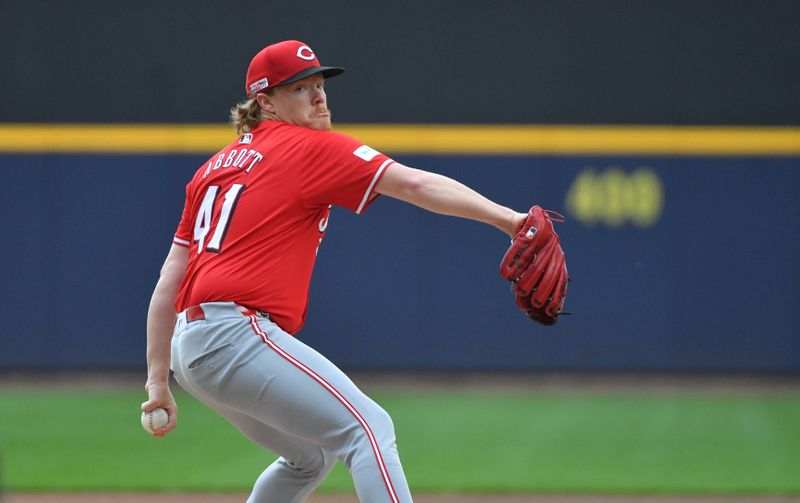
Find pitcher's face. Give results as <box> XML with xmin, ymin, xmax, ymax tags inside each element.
<box><xmin>266</xmin><ymin>74</ymin><xmax>331</xmax><ymax>131</ymax></box>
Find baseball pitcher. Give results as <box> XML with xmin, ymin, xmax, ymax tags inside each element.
<box><xmin>143</xmin><ymin>40</ymin><xmax>568</xmax><ymax>503</ymax></box>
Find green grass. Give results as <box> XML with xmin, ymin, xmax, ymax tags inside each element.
<box><xmin>0</xmin><ymin>389</ymin><xmax>798</xmax><ymax>494</ymax></box>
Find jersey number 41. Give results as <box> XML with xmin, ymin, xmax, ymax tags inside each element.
<box><xmin>193</xmin><ymin>184</ymin><xmax>246</xmax><ymax>254</ymax></box>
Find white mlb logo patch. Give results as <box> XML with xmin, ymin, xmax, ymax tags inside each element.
<box><xmin>353</xmin><ymin>145</ymin><xmax>380</xmax><ymax>161</ymax></box>
<box><xmin>239</xmin><ymin>133</ymin><xmax>253</xmax><ymax>144</ymax></box>
<box><xmin>249</xmin><ymin>78</ymin><xmax>269</xmax><ymax>94</ymax></box>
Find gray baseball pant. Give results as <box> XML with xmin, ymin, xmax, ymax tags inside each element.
<box><xmin>170</xmin><ymin>302</ymin><xmax>413</xmax><ymax>503</ymax></box>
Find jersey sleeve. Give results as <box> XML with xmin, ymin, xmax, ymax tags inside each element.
<box><xmin>173</xmin><ymin>181</ymin><xmax>193</xmax><ymax>248</ymax></box>
<box><xmin>299</xmin><ymin>130</ymin><xmax>394</xmax><ymax>214</ymax></box>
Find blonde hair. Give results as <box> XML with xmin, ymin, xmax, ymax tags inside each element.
<box><xmin>229</xmin><ymin>97</ymin><xmax>264</xmax><ymax>134</ymax></box>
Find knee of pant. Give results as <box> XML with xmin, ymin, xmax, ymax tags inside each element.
<box><xmin>339</xmin><ymin>405</ymin><xmax>401</xmax><ymax>471</ymax></box>
<box><xmin>284</xmin><ymin>450</ymin><xmax>332</xmax><ymax>477</ymax></box>
<box><xmin>355</xmin><ymin>404</ymin><xmax>397</xmax><ymax>448</ymax></box>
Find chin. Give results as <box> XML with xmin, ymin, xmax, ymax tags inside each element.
<box><xmin>311</xmin><ymin>119</ymin><xmax>332</xmax><ymax>131</ymax></box>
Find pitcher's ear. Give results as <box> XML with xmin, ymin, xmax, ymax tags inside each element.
<box><xmin>256</xmin><ymin>93</ymin><xmax>275</xmax><ymax>114</ymax></box>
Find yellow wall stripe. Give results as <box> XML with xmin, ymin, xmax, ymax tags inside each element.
<box><xmin>0</xmin><ymin>123</ymin><xmax>798</xmax><ymax>155</ymax></box>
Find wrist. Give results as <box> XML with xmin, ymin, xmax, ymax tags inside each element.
<box><xmin>145</xmin><ymin>377</ymin><xmax>170</xmax><ymax>393</ymax></box>
<box><xmin>506</xmin><ymin>210</ymin><xmax>527</xmax><ymax>237</ymax></box>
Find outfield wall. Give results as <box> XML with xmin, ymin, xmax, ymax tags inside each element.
<box><xmin>1</xmin><ymin>125</ymin><xmax>797</xmax><ymax>371</ymax></box>
<box><xmin>2</xmin><ymin>2</ymin><xmax>798</xmax><ymax>370</ymax></box>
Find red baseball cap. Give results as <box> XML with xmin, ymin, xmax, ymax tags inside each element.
<box><xmin>245</xmin><ymin>40</ymin><xmax>344</xmax><ymax>96</ymax></box>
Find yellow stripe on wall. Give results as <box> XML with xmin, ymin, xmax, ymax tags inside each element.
<box><xmin>0</xmin><ymin>123</ymin><xmax>798</xmax><ymax>155</ymax></box>
<box><xmin>0</xmin><ymin>124</ymin><xmax>230</xmax><ymax>154</ymax></box>
<box><xmin>341</xmin><ymin>125</ymin><xmax>800</xmax><ymax>156</ymax></box>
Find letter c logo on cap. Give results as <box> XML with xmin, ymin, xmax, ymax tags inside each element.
<box><xmin>296</xmin><ymin>45</ymin><xmax>315</xmax><ymax>61</ymax></box>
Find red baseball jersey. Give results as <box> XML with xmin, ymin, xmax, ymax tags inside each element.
<box><xmin>173</xmin><ymin>120</ymin><xmax>394</xmax><ymax>334</ymax></box>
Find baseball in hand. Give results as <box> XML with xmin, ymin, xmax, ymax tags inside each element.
<box><xmin>141</xmin><ymin>407</ymin><xmax>169</xmax><ymax>434</ymax></box>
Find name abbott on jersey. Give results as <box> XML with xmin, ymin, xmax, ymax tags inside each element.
<box><xmin>203</xmin><ymin>147</ymin><xmax>265</xmax><ymax>179</ymax></box>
